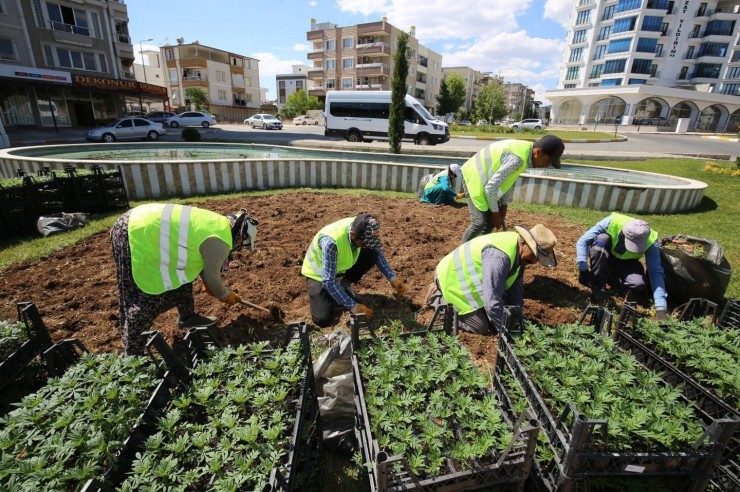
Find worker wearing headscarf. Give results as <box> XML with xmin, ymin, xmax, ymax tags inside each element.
<box><xmin>419</xmin><ymin>163</ymin><xmax>466</xmax><ymax>205</ymax></box>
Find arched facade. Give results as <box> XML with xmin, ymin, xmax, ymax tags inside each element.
<box><xmin>586</xmin><ymin>97</ymin><xmax>627</xmax><ymax>125</ymax></box>
<box><xmin>633</xmin><ymin>97</ymin><xmax>670</xmax><ymax>120</ymax></box>
<box><xmin>556</xmin><ymin>99</ymin><xmax>583</xmax><ymax>125</ymax></box>
<box><xmin>669</xmin><ymin>101</ymin><xmax>700</xmax><ymax>129</ymax></box>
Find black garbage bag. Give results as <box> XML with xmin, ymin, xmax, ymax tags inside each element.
<box><xmin>659</xmin><ymin>234</ymin><xmax>732</xmax><ymax>306</ymax></box>
<box><xmin>37</xmin><ymin>212</ymin><xmax>89</xmax><ymax>237</ymax></box>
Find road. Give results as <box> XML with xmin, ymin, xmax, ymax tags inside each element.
<box><xmin>202</xmin><ymin>124</ymin><xmax>738</xmax><ymax>160</ymax></box>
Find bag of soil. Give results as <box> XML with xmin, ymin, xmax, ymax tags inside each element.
<box><xmin>312</xmin><ymin>328</ymin><xmax>356</xmax><ymax>456</ymax></box>
<box><xmin>659</xmin><ymin>234</ymin><xmax>732</xmax><ymax>306</ymax></box>
<box><xmin>416</xmin><ymin>173</ymin><xmax>434</xmax><ymax>198</ymax></box>
<box><xmin>37</xmin><ymin>212</ymin><xmax>89</xmax><ymax>237</ymax></box>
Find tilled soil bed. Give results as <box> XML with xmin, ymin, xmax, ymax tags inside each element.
<box><xmin>0</xmin><ymin>191</ymin><xmax>596</xmax><ymax>367</ymax></box>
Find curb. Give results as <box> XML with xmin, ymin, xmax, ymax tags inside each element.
<box><xmin>454</xmin><ymin>135</ymin><xmax>627</xmax><ymax>143</ymax></box>
<box><xmin>701</xmin><ymin>135</ymin><xmax>739</xmax><ymax>142</ymax></box>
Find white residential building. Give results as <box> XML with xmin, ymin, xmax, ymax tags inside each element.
<box><xmin>276</xmin><ymin>64</ymin><xmax>312</xmax><ymax>109</ymax></box>
<box><xmin>547</xmin><ymin>0</ymin><xmax>740</xmax><ymax>132</ymax></box>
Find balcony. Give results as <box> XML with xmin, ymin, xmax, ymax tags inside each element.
<box><xmin>308</xmin><ymin>69</ymin><xmax>325</xmax><ymax>79</ymax></box>
<box><xmin>51</xmin><ymin>22</ymin><xmax>94</xmax><ymax>47</ymax></box>
<box><xmin>110</xmin><ymin>0</ymin><xmax>128</xmax><ymax>16</ymax></box>
<box><xmin>309</xmin><ymin>88</ymin><xmax>326</xmax><ymax>97</ymax></box>
<box><xmin>178</xmin><ymin>56</ymin><xmax>208</xmax><ymax>68</ymax></box>
<box><xmin>356</xmin><ymin>42</ymin><xmax>390</xmax><ymax>56</ymax></box>
<box><xmin>115</xmin><ymin>40</ymin><xmax>134</xmax><ymax>59</ymax></box>
<box><xmin>357</xmin><ymin>21</ymin><xmax>391</xmax><ymax>37</ymax></box>
<box><xmin>354</xmin><ymin>84</ymin><xmax>389</xmax><ymax>90</ymax></box>
<box><xmin>307</xmin><ymin>30</ymin><xmax>324</xmax><ymax>41</ymax></box>
<box><xmin>183</xmin><ymin>76</ymin><xmax>208</xmax><ymax>88</ymax></box>
<box><xmin>121</xmin><ymin>71</ymin><xmax>135</xmax><ymax>80</ymax></box>
<box><xmin>356</xmin><ymin>63</ymin><xmax>389</xmax><ymax>76</ymax></box>
<box><xmin>307</xmin><ymin>50</ymin><xmax>324</xmax><ymax>60</ymax></box>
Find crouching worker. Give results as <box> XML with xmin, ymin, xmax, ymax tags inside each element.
<box><xmin>419</xmin><ymin>163</ymin><xmax>465</xmax><ymax>205</ymax></box>
<box><xmin>111</xmin><ymin>203</ymin><xmax>258</xmax><ymax>355</ymax></box>
<box><xmin>576</xmin><ymin>212</ymin><xmax>667</xmax><ymax>319</ymax></box>
<box><xmin>427</xmin><ymin>224</ymin><xmax>557</xmax><ymax>335</ymax></box>
<box><xmin>301</xmin><ymin>213</ymin><xmax>407</xmax><ymax>327</ymax></box>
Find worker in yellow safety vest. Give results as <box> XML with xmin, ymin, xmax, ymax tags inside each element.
<box><xmin>427</xmin><ymin>224</ymin><xmax>558</xmax><ymax>335</ymax></box>
<box><xmin>110</xmin><ymin>203</ymin><xmax>258</xmax><ymax>355</ymax></box>
<box><xmin>459</xmin><ymin>136</ymin><xmax>564</xmax><ymax>244</ymax></box>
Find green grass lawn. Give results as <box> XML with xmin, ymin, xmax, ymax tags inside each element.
<box><xmin>1</xmin><ymin>159</ymin><xmax>737</xmax><ymax>298</ymax></box>
<box><xmin>449</xmin><ymin>126</ymin><xmax>620</xmax><ymax>140</ymax></box>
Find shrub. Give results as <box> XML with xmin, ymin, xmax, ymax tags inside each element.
<box><xmin>181</xmin><ymin>127</ymin><xmax>201</xmax><ymax>142</ymax></box>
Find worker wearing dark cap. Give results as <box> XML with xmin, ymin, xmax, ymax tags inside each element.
<box><xmin>301</xmin><ymin>213</ymin><xmax>407</xmax><ymax>327</ymax></box>
<box><xmin>460</xmin><ymin>135</ymin><xmax>565</xmax><ymax>244</ymax></box>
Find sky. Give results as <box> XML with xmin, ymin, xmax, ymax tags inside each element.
<box><xmin>126</xmin><ymin>0</ymin><xmax>574</xmax><ymax>106</ymax></box>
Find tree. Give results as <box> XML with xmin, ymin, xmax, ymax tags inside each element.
<box><xmin>185</xmin><ymin>88</ymin><xmax>209</xmax><ymax>111</ymax></box>
<box><xmin>436</xmin><ymin>73</ymin><xmax>467</xmax><ymax>118</ymax></box>
<box><xmin>472</xmin><ymin>81</ymin><xmax>507</xmax><ymax>124</ymax></box>
<box><xmin>388</xmin><ymin>31</ymin><xmax>410</xmax><ymax>154</ymax></box>
<box><xmin>278</xmin><ymin>89</ymin><xmax>323</xmax><ymax>119</ymax></box>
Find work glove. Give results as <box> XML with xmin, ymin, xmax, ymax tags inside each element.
<box><xmin>578</xmin><ymin>270</ymin><xmax>593</xmax><ymax>288</ymax></box>
<box><xmin>219</xmin><ymin>292</ymin><xmax>241</xmax><ymax>306</ymax></box>
<box><xmin>456</xmin><ymin>193</ymin><xmax>466</xmax><ymax>200</ymax></box>
<box><xmin>352</xmin><ymin>303</ymin><xmax>374</xmax><ymax>319</ymax></box>
<box><xmin>391</xmin><ymin>278</ymin><xmax>407</xmax><ymax>297</ymax></box>
<box><xmin>656</xmin><ymin>309</ymin><xmax>669</xmax><ymax>321</ymax></box>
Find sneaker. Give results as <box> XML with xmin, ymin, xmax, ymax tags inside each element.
<box><xmin>339</xmin><ymin>277</ymin><xmax>362</xmax><ymax>302</ymax></box>
<box><xmin>178</xmin><ymin>313</ymin><xmax>219</xmax><ymax>329</ymax></box>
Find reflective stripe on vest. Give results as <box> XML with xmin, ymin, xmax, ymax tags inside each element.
<box><xmin>424</xmin><ymin>169</ymin><xmax>447</xmax><ymax>191</ymax></box>
<box><xmin>129</xmin><ymin>204</ymin><xmax>232</xmax><ymax>294</ymax></box>
<box><xmin>460</xmin><ymin>140</ymin><xmax>532</xmax><ymax>211</ymax></box>
<box><xmin>436</xmin><ymin>232</ymin><xmax>520</xmax><ymax>315</ymax></box>
<box><xmin>301</xmin><ymin>217</ymin><xmax>361</xmax><ymax>281</ymax></box>
<box><xmin>606</xmin><ymin>212</ymin><xmax>658</xmax><ymax>260</ymax></box>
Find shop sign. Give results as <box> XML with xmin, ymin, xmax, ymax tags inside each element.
<box><xmin>72</xmin><ymin>75</ymin><xmax>168</xmax><ymax>98</ymax></box>
<box><xmin>0</xmin><ymin>65</ymin><xmax>71</xmax><ymax>83</ymax></box>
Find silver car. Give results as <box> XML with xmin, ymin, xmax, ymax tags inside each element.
<box><xmin>164</xmin><ymin>111</ymin><xmax>217</xmax><ymax>128</ymax></box>
<box><xmin>244</xmin><ymin>114</ymin><xmax>283</xmax><ymax>130</ymax></box>
<box><xmin>85</xmin><ymin>117</ymin><xmax>166</xmax><ymax>143</ymax></box>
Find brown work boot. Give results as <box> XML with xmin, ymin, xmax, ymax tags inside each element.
<box><xmin>178</xmin><ymin>313</ymin><xmax>219</xmax><ymax>329</ymax></box>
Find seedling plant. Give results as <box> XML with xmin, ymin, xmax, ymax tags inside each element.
<box><xmin>0</xmin><ymin>320</ymin><xmax>29</xmax><ymax>360</ymax></box>
<box><xmin>512</xmin><ymin>323</ymin><xmax>704</xmax><ymax>451</ymax></box>
<box><xmin>118</xmin><ymin>341</ymin><xmax>306</xmax><ymax>491</ymax></box>
<box><xmin>0</xmin><ymin>353</ymin><xmax>159</xmax><ymax>491</ymax></box>
<box><xmin>356</xmin><ymin>323</ymin><xmax>514</xmax><ymax>479</ymax></box>
<box><xmin>630</xmin><ymin>317</ymin><xmax>740</xmax><ymax>407</ymax></box>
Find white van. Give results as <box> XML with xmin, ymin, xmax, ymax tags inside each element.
<box><xmin>324</xmin><ymin>90</ymin><xmax>449</xmax><ymax>146</ymax></box>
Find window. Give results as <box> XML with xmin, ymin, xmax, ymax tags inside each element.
<box><xmin>0</xmin><ymin>0</ymin><xmax>5</xmax><ymax>15</ymax></box>
<box><xmin>601</xmin><ymin>78</ymin><xmax>622</xmax><ymax>86</ymax></box>
<box><xmin>326</xmin><ymin>78</ymin><xmax>335</xmax><ymax>89</ymax></box>
<box><xmin>45</xmin><ymin>2</ymin><xmax>90</xmax><ymax>36</ymax></box>
<box><xmin>216</xmin><ymin>71</ymin><xmax>225</xmax><ymax>82</ymax></box>
<box><xmin>564</xmin><ymin>84</ymin><xmax>577</xmax><ymax>88</ymax></box>
<box><xmin>573</xmin><ymin>29</ymin><xmax>587</xmax><ymax>43</ymax></box>
<box><xmin>732</xmin><ymin>51</ymin><xmax>740</xmax><ymax>62</ymax></box>
<box><xmin>590</xmin><ymin>64</ymin><xmax>604</xmax><ymax>78</ymax></box>
<box><xmin>608</xmin><ymin>38</ymin><xmax>631</xmax><ymax>53</ymax></box>
<box><xmin>628</xmin><ymin>78</ymin><xmax>647</xmax><ymax>84</ymax></box>
<box><xmin>296</xmin><ymin>80</ymin><xmax>303</xmax><ymax>90</ymax></box>
<box><xmin>721</xmin><ymin>83</ymin><xmax>739</xmax><ymax>95</ymax></box>
<box><xmin>656</xmin><ymin>44</ymin><xmax>664</xmax><ymax>57</ymax></box>
<box><xmin>342</xmin><ymin>58</ymin><xmax>353</xmax><ymax>68</ymax></box>
<box><xmin>55</xmin><ymin>47</ymin><xmax>97</xmax><ymax>70</ymax></box>
<box><xmin>636</xmin><ymin>37</ymin><xmax>658</xmax><ymax>52</ymax></box>
<box><xmin>692</xmin><ymin>63</ymin><xmax>722</xmax><ymax>78</ymax></box>
<box><xmin>565</xmin><ymin>66</ymin><xmax>581</xmax><ymax>80</ymax></box>
<box><xmin>246</xmin><ymin>94</ymin><xmax>253</xmax><ymax>103</ymax></box>
<box><xmin>218</xmin><ymin>90</ymin><xmax>226</xmax><ymax>100</ymax></box>
<box><xmin>98</xmin><ymin>54</ymin><xmax>107</xmax><ymax>73</ymax></box>
<box><xmin>165</xmin><ymin>48</ymin><xmax>174</xmax><ymax>60</ymax></box>
<box><xmin>117</xmin><ymin>119</ymin><xmax>132</xmax><ymax>128</ymax></box>
<box><xmin>326</xmin><ymin>59</ymin><xmax>335</xmax><ymax>69</ymax></box>
<box><xmin>133</xmin><ymin>119</ymin><xmax>150</xmax><ymax>127</ymax></box>
<box><xmin>342</xmin><ymin>77</ymin><xmax>353</xmax><ymax>89</ymax></box>
<box><xmin>705</xmin><ymin>20</ymin><xmax>735</xmax><ymax>37</ymax></box>
<box><xmin>329</xmin><ymin>102</ymin><xmax>390</xmax><ymax>118</ymax></box>
<box><xmin>325</xmin><ymin>39</ymin><xmax>335</xmax><ymax>50</ymax></box>
<box><xmin>575</xmin><ymin>10</ymin><xmax>591</xmax><ymax>24</ymax></box>
<box><xmin>0</xmin><ymin>37</ymin><xmax>16</xmax><ymax>60</ymax></box>
<box><xmin>631</xmin><ymin>59</ymin><xmax>653</xmax><ymax>73</ymax></box>
<box><xmin>169</xmin><ymin>69</ymin><xmax>178</xmax><ymax>84</ymax></box>
<box><xmin>603</xmin><ymin>58</ymin><xmax>627</xmax><ymax>73</ymax></box>
<box><xmin>616</xmin><ymin>0</ymin><xmax>641</xmax><ymax>13</ymax></box>
<box><xmin>646</xmin><ymin>0</ymin><xmax>667</xmax><ymax>7</ymax></box>
<box><xmin>602</xmin><ymin>4</ymin><xmax>616</xmax><ymax>20</ymax></box>
<box><xmin>697</xmin><ymin>42</ymin><xmax>728</xmax><ymax>57</ymax></box>
<box><xmin>613</xmin><ymin>16</ymin><xmax>637</xmax><ymax>33</ymax></box>
<box><xmin>342</xmin><ymin>37</ymin><xmax>353</xmax><ymax>48</ymax></box>
<box><xmin>685</xmin><ymin>45</ymin><xmax>695</xmax><ymax>59</ymax></box>
<box><xmin>598</xmin><ymin>26</ymin><xmax>611</xmax><ymax>40</ymax></box>
<box><xmin>727</xmin><ymin>66</ymin><xmax>740</xmax><ymax>79</ymax></box>
<box><xmin>569</xmin><ymin>47</ymin><xmax>583</xmax><ymax>62</ymax></box>
<box><xmin>594</xmin><ymin>44</ymin><xmax>608</xmax><ymax>59</ymax></box>
<box><xmin>678</xmin><ymin>66</ymin><xmax>688</xmax><ymax>79</ymax></box>
<box><xmin>245</xmin><ymin>76</ymin><xmax>252</xmax><ymax>86</ymax></box>
<box><xmin>641</xmin><ymin>16</ymin><xmax>663</xmax><ymax>31</ymax></box>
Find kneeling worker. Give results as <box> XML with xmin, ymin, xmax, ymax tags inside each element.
<box><xmin>429</xmin><ymin>224</ymin><xmax>557</xmax><ymax>335</ymax></box>
<box><xmin>301</xmin><ymin>213</ymin><xmax>407</xmax><ymax>327</ymax></box>
<box><xmin>419</xmin><ymin>163</ymin><xmax>465</xmax><ymax>205</ymax></box>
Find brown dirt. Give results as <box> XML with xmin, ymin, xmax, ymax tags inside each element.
<box><xmin>0</xmin><ymin>192</ymin><xmax>595</xmax><ymax>368</ymax></box>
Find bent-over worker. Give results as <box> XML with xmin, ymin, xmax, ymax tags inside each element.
<box><xmin>111</xmin><ymin>203</ymin><xmax>257</xmax><ymax>355</ymax></box>
<box><xmin>419</xmin><ymin>163</ymin><xmax>465</xmax><ymax>205</ymax></box>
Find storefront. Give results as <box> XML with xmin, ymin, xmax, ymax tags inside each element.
<box><xmin>0</xmin><ymin>65</ymin><xmax>169</xmax><ymax>129</ymax></box>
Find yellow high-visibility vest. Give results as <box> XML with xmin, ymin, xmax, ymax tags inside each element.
<box><xmin>301</xmin><ymin>217</ymin><xmax>361</xmax><ymax>281</ymax></box>
<box><xmin>606</xmin><ymin>212</ymin><xmax>658</xmax><ymax>260</ymax></box>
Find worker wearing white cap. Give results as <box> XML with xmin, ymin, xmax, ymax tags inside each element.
<box><xmin>419</xmin><ymin>164</ymin><xmax>466</xmax><ymax>205</ymax></box>
<box><xmin>576</xmin><ymin>212</ymin><xmax>668</xmax><ymax>319</ymax></box>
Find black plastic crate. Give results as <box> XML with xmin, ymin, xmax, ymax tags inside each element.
<box><xmin>496</xmin><ymin>321</ymin><xmax>738</xmax><ymax>492</ymax></box>
<box><xmin>718</xmin><ymin>299</ymin><xmax>740</xmax><ymax>330</ymax></box>
<box><xmin>351</xmin><ymin>314</ymin><xmax>539</xmax><ymax>492</ymax></box>
<box><xmin>0</xmin><ymin>182</ymin><xmax>38</xmax><ymax>234</ymax></box>
<box><xmin>0</xmin><ymin>302</ymin><xmax>54</xmax><ymax>393</ymax></box>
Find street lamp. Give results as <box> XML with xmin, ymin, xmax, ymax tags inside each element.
<box><xmin>139</xmin><ymin>38</ymin><xmax>153</xmax><ymax>84</ymax></box>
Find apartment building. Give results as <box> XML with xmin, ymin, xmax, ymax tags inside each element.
<box><xmin>547</xmin><ymin>0</ymin><xmax>740</xmax><ymax>131</ymax></box>
<box><xmin>276</xmin><ymin>64</ymin><xmax>312</xmax><ymax>109</ymax></box>
<box><xmin>0</xmin><ymin>0</ymin><xmax>166</xmax><ymax>128</ymax></box>
<box><xmin>305</xmin><ymin>18</ymin><xmax>444</xmax><ymax>112</ymax></box>
<box><xmin>441</xmin><ymin>66</ymin><xmax>485</xmax><ymax>113</ymax></box>
<box><xmin>504</xmin><ymin>82</ymin><xmax>536</xmax><ymax>119</ymax></box>
<box><xmin>161</xmin><ymin>41</ymin><xmax>261</xmax><ymax>122</ymax></box>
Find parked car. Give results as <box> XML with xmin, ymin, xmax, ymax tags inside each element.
<box><xmin>163</xmin><ymin>111</ymin><xmax>216</xmax><ymax>128</ymax></box>
<box><xmin>635</xmin><ymin>116</ymin><xmax>670</xmax><ymax>126</ymax></box>
<box><xmin>244</xmin><ymin>114</ymin><xmax>283</xmax><ymax>130</ymax></box>
<box><xmin>459</xmin><ymin>120</ymin><xmax>472</xmax><ymax>126</ymax></box>
<box><xmin>509</xmin><ymin>118</ymin><xmax>545</xmax><ymax>130</ymax></box>
<box><xmin>86</xmin><ymin>118</ymin><xmax>166</xmax><ymax>143</ymax></box>
<box><xmin>144</xmin><ymin>111</ymin><xmax>177</xmax><ymax>124</ymax></box>
<box><xmin>476</xmin><ymin>120</ymin><xmax>489</xmax><ymax>126</ymax></box>
<box><xmin>293</xmin><ymin>115</ymin><xmax>319</xmax><ymax>125</ymax></box>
